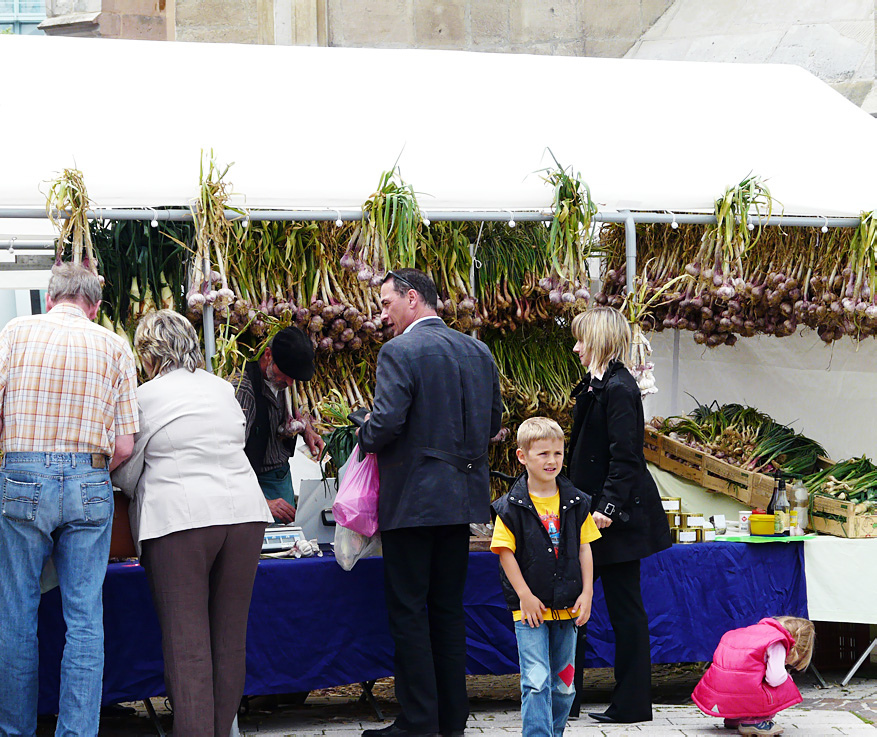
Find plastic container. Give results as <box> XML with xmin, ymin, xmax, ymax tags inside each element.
<box><xmin>749</xmin><ymin>513</ymin><xmax>776</xmax><ymax>535</ymax></box>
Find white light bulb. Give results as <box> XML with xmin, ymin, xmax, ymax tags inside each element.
<box><xmin>242</xmin><ymin>218</ymin><xmax>249</xmax><ymax>229</ymax></box>
<box><xmin>151</xmin><ymin>218</ymin><xmax>159</xmax><ymax>228</ymax></box>
<box><xmin>508</xmin><ymin>219</ymin><xmax>516</xmax><ymax>228</ymax></box>
<box><xmin>423</xmin><ymin>218</ymin><xmax>431</xmax><ymax>227</ymax></box>
<box><xmin>747</xmin><ymin>222</ymin><xmax>754</xmax><ymax>231</ymax></box>
<box><xmin>821</xmin><ymin>225</ymin><xmax>829</xmax><ymax>233</ymax></box>
<box><xmin>671</xmin><ymin>220</ymin><xmax>679</xmax><ymax>229</ymax></box>
<box><xmin>335</xmin><ymin>218</ymin><xmax>344</xmax><ymax>227</ymax></box>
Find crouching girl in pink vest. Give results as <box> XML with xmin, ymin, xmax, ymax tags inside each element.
<box><xmin>692</xmin><ymin>616</ymin><xmax>815</xmax><ymax>736</ymax></box>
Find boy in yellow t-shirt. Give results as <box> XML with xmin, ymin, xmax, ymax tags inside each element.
<box><xmin>490</xmin><ymin>417</ymin><xmax>600</xmax><ymax>736</ymax></box>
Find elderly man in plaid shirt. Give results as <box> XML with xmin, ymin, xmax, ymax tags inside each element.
<box><xmin>0</xmin><ymin>263</ymin><xmax>139</xmax><ymax>737</ymax></box>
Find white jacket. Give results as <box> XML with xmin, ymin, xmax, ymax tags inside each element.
<box><xmin>112</xmin><ymin>368</ymin><xmax>272</xmax><ymax>553</ymax></box>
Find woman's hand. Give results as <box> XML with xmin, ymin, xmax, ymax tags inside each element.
<box><xmin>519</xmin><ymin>592</ymin><xmax>547</xmax><ymax>628</ymax></box>
<box><xmin>592</xmin><ymin>511</ymin><xmax>613</xmax><ymax>529</ymax></box>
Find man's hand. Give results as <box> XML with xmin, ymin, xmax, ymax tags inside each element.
<box><xmin>267</xmin><ymin>498</ymin><xmax>296</xmax><ymax>524</ymax></box>
<box><xmin>302</xmin><ymin>417</ymin><xmax>325</xmax><ymax>458</ymax></box>
<box><xmin>572</xmin><ymin>591</ymin><xmax>593</xmax><ymax>626</ymax></box>
<box><xmin>592</xmin><ymin>511</ymin><xmax>613</xmax><ymax>529</ymax></box>
<box><xmin>519</xmin><ymin>591</ymin><xmax>547</xmax><ymax>628</ymax></box>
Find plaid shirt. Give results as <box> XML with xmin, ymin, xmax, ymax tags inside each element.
<box><xmin>0</xmin><ymin>303</ymin><xmax>139</xmax><ymax>456</ymax></box>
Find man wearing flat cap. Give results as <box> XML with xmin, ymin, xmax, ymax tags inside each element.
<box><xmin>231</xmin><ymin>326</ymin><xmax>323</xmax><ymax>523</ymax></box>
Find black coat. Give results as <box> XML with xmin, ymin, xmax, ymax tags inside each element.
<box><xmin>492</xmin><ymin>475</ymin><xmax>592</xmax><ymax>611</ymax></box>
<box><xmin>359</xmin><ymin>318</ymin><xmax>503</xmax><ymax>531</ymax></box>
<box><xmin>567</xmin><ymin>360</ymin><xmax>671</xmax><ymax>567</ymax></box>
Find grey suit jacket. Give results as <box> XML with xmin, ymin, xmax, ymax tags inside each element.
<box><xmin>359</xmin><ymin>318</ymin><xmax>503</xmax><ymax>531</ymax></box>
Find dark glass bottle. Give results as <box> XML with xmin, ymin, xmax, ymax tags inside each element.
<box><xmin>769</xmin><ymin>477</ymin><xmax>790</xmax><ymax>534</ymax></box>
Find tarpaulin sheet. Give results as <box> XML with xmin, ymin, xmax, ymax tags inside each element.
<box><xmin>36</xmin><ymin>543</ymin><xmax>806</xmax><ymax>714</ymax></box>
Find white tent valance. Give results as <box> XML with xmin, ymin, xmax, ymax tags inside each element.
<box><xmin>2</xmin><ymin>34</ymin><xmax>877</xmax><ymax>217</ymax></box>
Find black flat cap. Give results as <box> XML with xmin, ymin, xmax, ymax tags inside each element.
<box><xmin>270</xmin><ymin>326</ymin><xmax>315</xmax><ymax>381</ymax></box>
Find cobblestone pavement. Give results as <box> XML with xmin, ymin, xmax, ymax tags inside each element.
<box><xmin>37</xmin><ymin>664</ymin><xmax>877</xmax><ymax>737</ymax></box>
<box><xmin>233</xmin><ymin>667</ymin><xmax>877</xmax><ymax>736</ymax></box>
<box><xmin>36</xmin><ymin>666</ymin><xmax>877</xmax><ymax>735</ymax></box>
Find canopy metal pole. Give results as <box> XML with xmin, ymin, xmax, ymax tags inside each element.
<box><xmin>201</xmin><ymin>254</ymin><xmax>216</xmax><ymax>372</ymax></box>
<box><xmin>671</xmin><ymin>329</ymin><xmax>681</xmax><ymax>416</ymax></box>
<box><xmin>623</xmin><ymin>210</ymin><xmax>636</xmax><ymax>295</ymax></box>
<box><xmin>0</xmin><ymin>207</ymin><xmax>863</xmax><ymax>229</ymax></box>
<box><xmin>203</xmin><ymin>305</ymin><xmax>215</xmax><ymax>373</ymax></box>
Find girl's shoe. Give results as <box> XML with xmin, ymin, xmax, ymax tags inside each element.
<box><xmin>723</xmin><ymin>719</ymin><xmax>740</xmax><ymax>729</ymax></box>
<box><xmin>738</xmin><ymin>721</ymin><xmax>783</xmax><ymax>736</ymax></box>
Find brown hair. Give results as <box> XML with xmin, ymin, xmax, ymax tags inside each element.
<box><xmin>570</xmin><ymin>307</ymin><xmax>631</xmax><ymax>371</ymax></box>
<box><xmin>774</xmin><ymin>616</ymin><xmax>815</xmax><ymax>671</ymax></box>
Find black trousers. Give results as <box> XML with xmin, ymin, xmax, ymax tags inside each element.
<box><xmin>381</xmin><ymin>524</ymin><xmax>471</xmax><ymax>734</ymax></box>
<box><xmin>572</xmin><ymin>558</ymin><xmax>653</xmax><ymax>722</ymax></box>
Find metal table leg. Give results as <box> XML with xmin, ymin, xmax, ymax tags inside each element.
<box><xmin>143</xmin><ymin>699</ymin><xmax>167</xmax><ymax>737</ymax></box>
<box><xmin>358</xmin><ymin>680</ymin><xmax>384</xmax><ymax>720</ymax></box>
<box><xmin>808</xmin><ymin>663</ymin><xmax>829</xmax><ymax>689</ymax></box>
<box><xmin>841</xmin><ymin>637</ymin><xmax>877</xmax><ymax>686</ymax></box>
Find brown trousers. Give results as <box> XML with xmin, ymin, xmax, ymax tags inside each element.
<box><xmin>140</xmin><ymin>522</ymin><xmax>266</xmax><ymax>737</ymax></box>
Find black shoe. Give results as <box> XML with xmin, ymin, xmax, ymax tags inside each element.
<box><xmin>362</xmin><ymin>725</ymin><xmax>439</xmax><ymax>737</ymax></box>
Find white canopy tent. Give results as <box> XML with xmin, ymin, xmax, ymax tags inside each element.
<box><xmin>2</xmin><ymin>34</ymin><xmax>877</xmax><ymax>216</ymax></box>
<box><xmin>1</xmin><ymin>35</ymin><xmax>876</xmax><ymax>459</ymax></box>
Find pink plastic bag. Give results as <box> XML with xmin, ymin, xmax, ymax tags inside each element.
<box><xmin>332</xmin><ymin>444</ymin><xmax>380</xmax><ymax>538</ymax></box>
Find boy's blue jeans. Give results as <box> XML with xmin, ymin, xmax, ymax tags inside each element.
<box><xmin>515</xmin><ymin>619</ymin><xmax>578</xmax><ymax>737</ymax></box>
<box><xmin>0</xmin><ymin>452</ymin><xmax>114</xmax><ymax>737</ymax></box>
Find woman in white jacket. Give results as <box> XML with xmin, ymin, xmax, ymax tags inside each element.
<box><xmin>112</xmin><ymin>310</ymin><xmax>273</xmax><ymax>737</ymax></box>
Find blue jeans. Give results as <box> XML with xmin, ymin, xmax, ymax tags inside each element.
<box><xmin>0</xmin><ymin>452</ymin><xmax>114</xmax><ymax>737</ymax></box>
<box><xmin>515</xmin><ymin>619</ymin><xmax>578</xmax><ymax>737</ymax></box>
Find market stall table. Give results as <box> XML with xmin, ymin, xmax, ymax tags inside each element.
<box><xmin>36</xmin><ymin>543</ymin><xmax>806</xmax><ymax>714</ymax></box>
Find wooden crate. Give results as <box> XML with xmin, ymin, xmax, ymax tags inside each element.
<box><xmin>644</xmin><ymin>430</ymin><xmax>778</xmax><ymax>509</ymax></box>
<box><xmin>643</xmin><ymin>426</ymin><xmax>661</xmax><ymax>465</ymax></box>
<box><xmin>702</xmin><ymin>455</ymin><xmax>753</xmax><ymax>505</ymax></box>
<box><xmin>810</xmin><ymin>493</ymin><xmax>877</xmax><ymax>538</ymax></box>
<box><xmin>748</xmin><ymin>473</ymin><xmax>775</xmax><ymax>511</ymax></box>
<box><xmin>653</xmin><ymin>433</ymin><xmax>707</xmax><ymax>484</ymax></box>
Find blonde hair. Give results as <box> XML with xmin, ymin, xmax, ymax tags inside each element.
<box><xmin>517</xmin><ymin>417</ymin><xmax>564</xmax><ymax>452</ymax></box>
<box><xmin>571</xmin><ymin>307</ymin><xmax>631</xmax><ymax>371</ymax></box>
<box><xmin>134</xmin><ymin>309</ymin><xmax>204</xmax><ymax>377</ymax></box>
<box><xmin>774</xmin><ymin>616</ymin><xmax>815</xmax><ymax>671</ymax></box>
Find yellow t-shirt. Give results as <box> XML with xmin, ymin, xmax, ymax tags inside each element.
<box><xmin>490</xmin><ymin>491</ymin><xmax>601</xmax><ymax>621</ymax></box>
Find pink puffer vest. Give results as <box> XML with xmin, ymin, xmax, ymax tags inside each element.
<box><xmin>692</xmin><ymin>618</ymin><xmax>802</xmax><ymax>720</ymax></box>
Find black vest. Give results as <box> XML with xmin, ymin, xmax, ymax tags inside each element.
<box><xmin>491</xmin><ymin>475</ymin><xmax>592</xmax><ymax>612</ymax></box>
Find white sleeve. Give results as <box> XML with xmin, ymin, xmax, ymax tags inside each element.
<box><xmin>764</xmin><ymin>642</ymin><xmax>789</xmax><ymax>687</ymax></box>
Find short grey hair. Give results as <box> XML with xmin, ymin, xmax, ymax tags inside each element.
<box><xmin>134</xmin><ymin>310</ymin><xmax>204</xmax><ymax>376</ymax></box>
<box><xmin>48</xmin><ymin>263</ymin><xmax>103</xmax><ymax>305</ymax></box>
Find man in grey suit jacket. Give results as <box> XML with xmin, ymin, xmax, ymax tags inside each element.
<box><xmin>359</xmin><ymin>268</ymin><xmax>503</xmax><ymax>737</ymax></box>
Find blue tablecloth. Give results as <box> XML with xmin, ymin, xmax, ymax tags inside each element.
<box><xmin>36</xmin><ymin>541</ymin><xmax>807</xmax><ymax>714</ymax></box>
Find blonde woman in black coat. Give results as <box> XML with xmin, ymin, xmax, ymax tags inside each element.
<box><xmin>567</xmin><ymin>307</ymin><xmax>671</xmax><ymax>724</ymax></box>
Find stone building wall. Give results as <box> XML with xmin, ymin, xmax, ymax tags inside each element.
<box><xmin>41</xmin><ymin>0</ymin><xmax>168</xmax><ymax>39</ymax></box>
<box><xmin>323</xmin><ymin>1</ymin><xmax>672</xmax><ymax>58</ymax></box>
<box><xmin>626</xmin><ymin>0</ymin><xmax>877</xmax><ymax>113</ymax></box>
